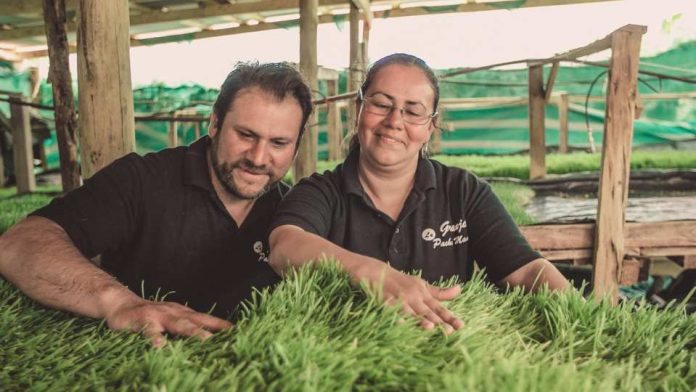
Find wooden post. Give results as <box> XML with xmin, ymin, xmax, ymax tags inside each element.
<box><xmin>347</xmin><ymin>2</ymin><xmax>361</xmax><ymax>139</ymax></box>
<box><xmin>295</xmin><ymin>0</ymin><xmax>318</xmax><ymax>180</ymax></box>
<box><xmin>0</xmin><ymin>138</ymin><xmax>4</xmax><ymax>187</ymax></box>
<box><xmin>43</xmin><ymin>0</ymin><xmax>81</xmax><ymax>191</ymax></box>
<box><xmin>528</xmin><ymin>64</ymin><xmax>546</xmax><ymax>180</ymax></box>
<box><xmin>9</xmin><ymin>95</ymin><xmax>36</xmax><ymax>194</ymax></box>
<box><xmin>326</xmin><ymin>79</ymin><xmax>343</xmax><ymax>160</ymax></box>
<box><xmin>168</xmin><ymin>114</ymin><xmax>178</xmax><ymax>147</ymax></box>
<box><xmin>558</xmin><ymin>93</ymin><xmax>569</xmax><ymax>153</ymax></box>
<box><xmin>194</xmin><ymin>121</ymin><xmax>201</xmax><ymax>140</ymax></box>
<box><xmin>592</xmin><ymin>25</ymin><xmax>646</xmax><ymax>305</ymax></box>
<box><xmin>76</xmin><ymin>0</ymin><xmax>135</xmax><ymax>179</ymax></box>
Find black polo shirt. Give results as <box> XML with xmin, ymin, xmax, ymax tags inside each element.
<box><xmin>32</xmin><ymin>137</ymin><xmax>284</xmax><ymax>318</ymax></box>
<box><xmin>271</xmin><ymin>148</ymin><xmax>540</xmax><ymax>283</ymax></box>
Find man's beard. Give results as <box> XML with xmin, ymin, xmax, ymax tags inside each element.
<box><xmin>210</xmin><ymin>137</ymin><xmax>276</xmax><ymax>200</ymax></box>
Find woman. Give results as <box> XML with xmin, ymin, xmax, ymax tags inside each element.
<box><xmin>269</xmin><ymin>53</ymin><xmax>569</xmax><ymax>333</ymax></box>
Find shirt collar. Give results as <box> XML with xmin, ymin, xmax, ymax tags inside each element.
<box><xmin>184</xmin><ymin>136</ymin><xmax>214</xmax><ymax>192</ymax></box>
<box><xmin>342</xmin><ymin>146</ymin><xmax>438</xmax><ymax>197</ymax></box>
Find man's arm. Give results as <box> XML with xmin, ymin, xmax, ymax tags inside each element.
<box><xmin>0</xmin><ymin>216</ymin><xmax>231</xmax><ymax>346</ymax></box>
<box><xmin>269</xmin><ymin>224</ymin><xmax>464</xmax><ymax>334</ymax></box>
<box><xmin>498</xmin><ymin>258</ymin><xmax>570</xmax><ymax>292</ymax></box>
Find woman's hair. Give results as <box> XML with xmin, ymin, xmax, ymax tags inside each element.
<box><xmin>347</xmin><ymin>53</ymin><xmax>440</xmax><ymax>152</ymax></box>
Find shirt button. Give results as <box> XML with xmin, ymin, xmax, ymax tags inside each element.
<box><xmin>395</xmin><ymin>228</ymin><xmax>400</xmax><ymax>234</ymax></box>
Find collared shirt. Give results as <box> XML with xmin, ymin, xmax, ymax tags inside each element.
<box><xmin>33</xmin><ymin>137</ymin><xmax>285</xmax><ymax>317</ymax></box>
<box><xmin>271</xmin><ymin>148</ymin><xmax>540</xmax><ymax>283</ymax></box>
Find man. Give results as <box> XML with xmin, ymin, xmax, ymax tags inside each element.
<box><xmin>0</xmin><ymin>62</ymin><xmax>312</xmax><ymax>346</ymax></box>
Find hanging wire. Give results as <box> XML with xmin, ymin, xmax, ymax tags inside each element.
<box><xmin>584</xmin><ymin>70</ymin><xmax>608</xmax><ymax>153</ymax></box>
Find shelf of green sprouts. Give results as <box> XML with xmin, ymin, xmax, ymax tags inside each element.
<box><xmin>1</xmin><ymin>262</ymin><xmax>694</xmax><ymax>391</ymax></box>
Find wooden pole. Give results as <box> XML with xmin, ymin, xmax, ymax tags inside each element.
<box><xmin>0</xmin><ymin>136</ymin><xmax>4</xmax><ymax>187</ymax></box>
<box><xmin>591</xmin><ymin>25</ymin><xmax>646</xmax><ymax>305</ymax></box>
<box><xmin>76</xmin><ymin>0</ymin><xmax>135</xmax><ymax>179</ymax></box>
<box><xmin>9</xmin><ymin>94</ymin><xmax>36</xmax><ymax>194</ymax></box>
<box><xmin>348</xmin><ymin>2</ymin><xmax>361</xmax><ymax>140</ymax></box>
<box><xmin>528</xmin><ymin>64</ymin><xmax>546</xmax><ymax>180</ymax></box>
<box><xmin>43</xmin><ymin>0</ymin><xmax>80</xmax><ymax>191</ymax></box>
<box><xmin>326</xmin><ymin>79</ymin><xmax>343</xmax><ymax>161</ymax></box>
<box><xmin>194</xmin><ymin>121</ymin><xmax>201</xmax><ymax>140</ymax></box>
<box><xmin>558</xmin><ymin>93</ymin><xmax>569</xmax><ymax>153</ymax></box>
<box><xmin>168</xmin><ymin>114</ymin><xmax>179</xmax><ymax>147</ymax></box>
<box><xmin>295</xmin><ymin>0</ymin><xmax>318</xmax><ymax>181</ymax></box>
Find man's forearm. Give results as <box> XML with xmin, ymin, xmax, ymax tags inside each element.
<box><xmin>0</xmin><ymin>216</ymin><xmax>141</xmax><ymax>319</ymax></box>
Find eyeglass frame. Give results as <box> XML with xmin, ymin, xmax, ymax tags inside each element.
<box><xmin>358</xmin><ymin>89</ymin><xmax>438</xmax><ymax>125</ymax></box>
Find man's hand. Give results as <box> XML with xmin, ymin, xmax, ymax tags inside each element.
<box><xmin>347</xmin><ymin>259</ymin><xmax>464</xmax><ymax>334</ymax></box>
<box><xmin>105</xmin><ymin>297</ymin><xmax>233</xmax><ymax>347</ymax></box>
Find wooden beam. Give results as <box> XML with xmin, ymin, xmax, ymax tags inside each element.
<box><xmin>9</xmin><ymin>94</ymin><xmax>36</xmax><ymax>194</ymax></box>
<box><xmin>532</xmin><ymin>25</ymin><xmax>647</xmax><ymax>66</ymax></box>
<box><xmin>43</xmin><ymin>0</ymin><xmax>80</xmax><ymax>192</ymax></box>
<box><xmin>544</xmin><ymin>61</ymin><xmax>559</xmax><ymax>102</ymax></box>
<box><xmin>0</xmin><ymin>0</ymin><xmax>346</xmax><ymax>41</ymax></box>
<box><xmin>326</xmin><ymin>79</ymin><xmax>343</xmax><ymax>161</ymax></box>
<box><xmin>12</xmin><ymin>0</ymin><xmax>621</xmax><ymax>58</ymax></box>
<box><xmin>76</xmin><ymin>0</ymin><xmax>135</xmax><ymax>179</ymax></box>
<box><xmin>558</xmin><ymin>93</ymin><xmax>569</xmax><ymax>153</ymax></box>
<box><xmin>294</xmin><ymin>0</ymin><xmax>318</xmax><ymax>181</ymax></box>
<box><xmin>528</xmin><ymin>64</ymin><xmax>546</xmax><ymax>180</ymax></box>
<box><xmin>351</xmin><ymin>0</ymin><xmax>373</xmax><ymax>25</ymax></box>
<box><xmin>521</xmin><ymin>221</ymin><xmax>696</xmax><ymax>252</ymax></box>
<box><xmin>591</xmin><ymin>26</ymin><xmax>646</xmax><ymax>305</ymax></box>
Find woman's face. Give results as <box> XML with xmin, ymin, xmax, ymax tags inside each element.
<box><xmin>357</xmin><ymin>64</ymin><xmax>436</xmax><ymax>170</ymax></box>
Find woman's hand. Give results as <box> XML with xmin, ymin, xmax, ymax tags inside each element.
<box><xmin>346</xmin><ymin>259</ymin><xmax>464</xmax><ymax>334</ymax></box>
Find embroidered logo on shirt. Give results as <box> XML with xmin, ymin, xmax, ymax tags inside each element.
<box><xmin>253</xmin><ymin>241</ymin><xmax>269</xmax><ymax>263</ymax></box>
<box><xmin>421</xmin><ymin>218</ymin><xmax>469</xmax><ymax>249</ymax></box>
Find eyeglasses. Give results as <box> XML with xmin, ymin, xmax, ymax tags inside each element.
<box><xmin>359</xmin><ymin>91</ymin><xmax>437</xmax><ymax>125</ymax></box>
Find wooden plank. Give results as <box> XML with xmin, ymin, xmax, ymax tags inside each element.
<box><xmin>43</xmin><ymin>0</ymin><xmax>81</xmax><ymax>192</ymax></box>
<box><xmin>544</xmin><ymin>61</ymin><xmax>559</xmax><ymax>102</ymax></box>
<box><xmin>640</xmin><ymin>247</ymin><xmax>696</xmax><ymax>257</ymax></box>
<box><xmin>347</xmin><ymin>2</ymin><xmax>361</xmax><ymax>142</ymax></box>
<box><xmin>326</xmin><ymin>79</ymin><xmax>342</xmax><ymax>161</ymax></box>
<box><xmin>558</xmin><ymin>93</ymin><xmax>569</xmax><ymax>153</ymax></box>
<box><xmin>625</xmin><ymin>221</ymin><xmax>696</xmax><ymax>248</ymax></box>
<box><xmin>9</xmin><ymin>94</ymin><xmax>36</xmax><ymax>194</ymax></box>
<box><xmin>521</xmin><ymin>221</ymin><xmax>696</xmax><ymax>251</ymax></box>
<box><xmin>294</xmin><ymin>0</ymin><xmax>318</xmax><ymax>181</ymax></box>
<box><xmin>528</xmin><ymin>64</ymin><xmax>546</xmax><ymax>180</ymax></box>
<box><xmin>591</xmin><ymin>27</ymin><xmax>645</xmax><ymax>305</ymax></box>
<box><xmin>538</xmin><ymin>248</ymin><xmax>593</xmax><ymax>261</ymax></box>
<box><xmin>520</xmin><ymin>224</ymin><xmax>595</xmax><ymax>250</ymax></box>
<box><xmin>76</xmin><ymin>0</ymin><xmax>135</xmax><ymax>179</ymax></box>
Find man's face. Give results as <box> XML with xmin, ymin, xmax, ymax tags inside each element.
<box><xmin>209</xmin><ymin>87</ymin><xmax>303</xmax><ymax>200</ymax></box>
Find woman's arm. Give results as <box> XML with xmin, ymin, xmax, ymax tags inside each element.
<box><xmin>498</xmin><ymin>258</ymin><xmax>570</xmax><ymax>292</ymax></box>
<box><xmin>269</xmin><ymin>224</ymin><xmax>464</xmax><ymax>333</ymax></box>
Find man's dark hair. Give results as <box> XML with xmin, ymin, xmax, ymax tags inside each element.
<box><xmin>213</xmin><ymin>62</ymin><xmax>313</xmax><ymax>148</ymax></box>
